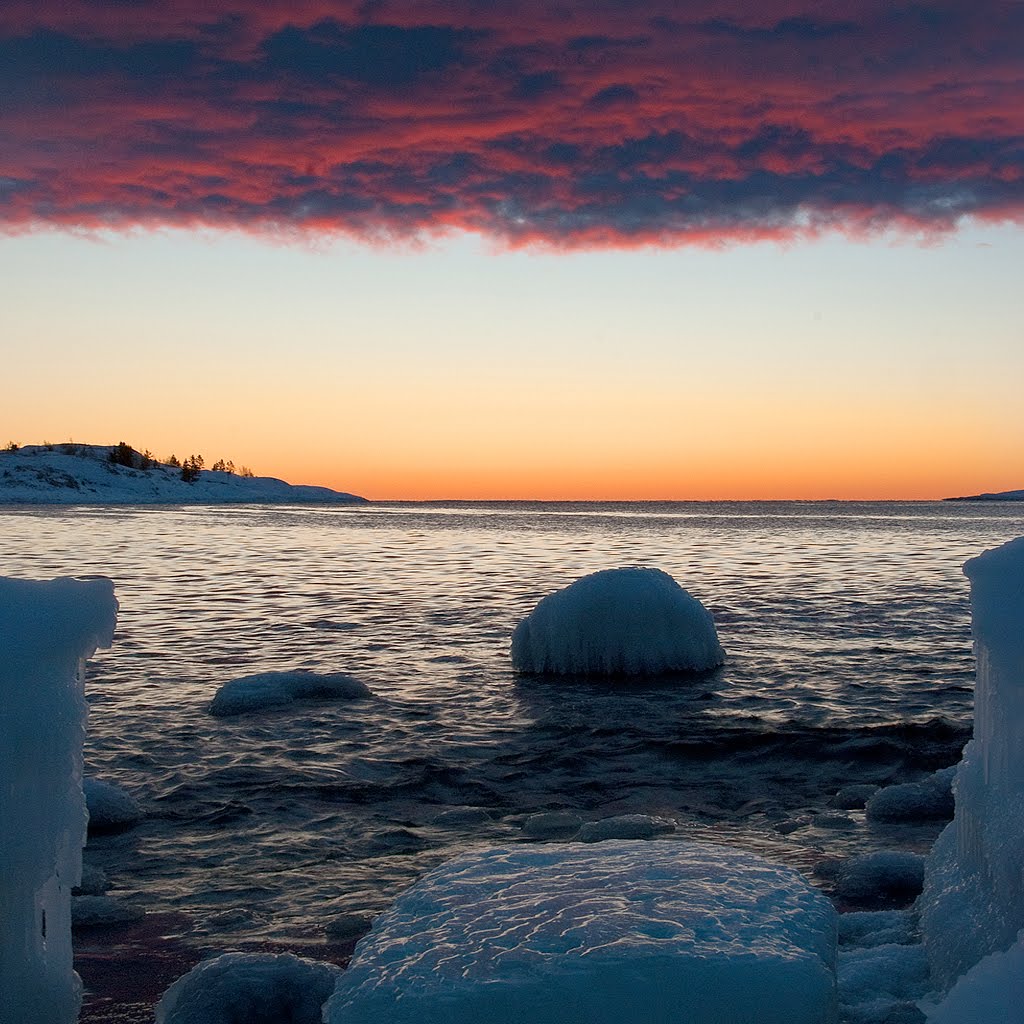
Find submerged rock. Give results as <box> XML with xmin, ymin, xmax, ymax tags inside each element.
<box><xmin>209</xmin><ymin>671</ymin><xmax>371</xmax><ymax>717</ymax></box>
<box><xmin>510</xmin><ymin>567</ymin><xmax>724</xmax><ymax>677</ymax></box>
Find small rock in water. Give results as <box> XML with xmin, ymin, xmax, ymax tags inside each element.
<box><xmin>812</xmin><ymin>812</ymin><xmax>857</xmax><ymax>830</ymax></box>
<box><xmin>210</xmin><ymin>670</ymin><xmax>371</xmax><ymax>717</ymax></box>
<box><xmin>74</xmin><ymin>863</ymin><xmax>111</xmax><ymax>896</ymax></box>
<box><xmin>522</xmin><ymin>810</ymin><xmax>584</xmax><ymax>839</ymax></box>
<box><xmin>866</xmin><ymin>768</ymin><xmax>955</xmax><ymax>823</ymax></box>
<box><xmin>156</xmin><ymin>952</ymin><xmax>343</xmax><ymax>1024</ymax></box>
<box><xmin>830</xmin><ymin>784</ymin><xmax>880</xmax><ymax>810</ymax></box>
<box><xmin>72</xmin><ymin>895</ymin><xmax>144</xmax><ymax>929</ymax></box>
<box><xmin>431</xmin><ymin>807</ymin><xmax>494</xmax><ymax>828</ymax></box>
<box><xmin>575</xmin><ymin>814</ymin><xmax>675</xmax><ymax>842</ymax></box>
<box><xmin>325</xmin><ymin>913</ymin><xmax>374</xmax><ymax>941</ymax></box>
<box><xmin>84</xmin><ymin>777</ymin><xmax>143</xmax><ymax>833</ymax></box>
<box><xmin>835</xmin><ymin>851</ymin><xmax>925</xmax><ymax>906</ymax></box>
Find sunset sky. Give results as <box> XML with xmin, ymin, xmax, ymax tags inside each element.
<box><xmin>2</xmin><ymin>1</ymin><xmax>1022</xmax><ymax>499</ymax></box>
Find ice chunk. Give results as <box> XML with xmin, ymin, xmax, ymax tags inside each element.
<box><xmin>0</xmin><ymin>576</ymin><xmax>117</xmax><ymax>1024</ymax></box>
<box><xmin>920</xmin><ymin>538</ymin><xmax>1024</xmax><ymax>988</ymax></box>
<box><xmin>521</xmin><ymin>810</ymin><xmax>584</xmax><ymax>838</ymax></box>
<box><xmin>209</xmin><ymin>670</ymin><xmax>370</xmax><ymax>716</ymax></box>
<box><xmin>156</xmin><ymin>951</ymin><xmax>342</xmax><ymax>1024</ymax></box>
<box><xmin>835</xmin><ymin>852</ymin><xmax>924</xmax><ymax>906</ymax></box>
<box><xmin>866</xmin><ymin>768</ymin><xmax>955</xmax><ymax>823</ymax></box>
<box><xmin>325</xmin><ymin>841</ymin><xmax>838</xmax><ymax>1024</ymax></box>
<box><xmin>839</xmin><ymin>910</ymin><xmax>919</xmax><ymax>949</ymax></box>
<box><xmin>923</xmin><ymin>929</ymin><xmax>1024</xmax><ymax>1023</ymax></box>
<box><xmin>84</xmin><ymin>776</ymin><xmax>143</xmax><ymax>832</ymax></box>
<box><xmin>510</xmin><ymin>567</ymin><xmax>724</xmax><ymax>676</ymax></box>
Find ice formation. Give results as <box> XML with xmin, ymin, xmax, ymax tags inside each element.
<box><xmin>325</xmin><ymin>841</ymin><xmax>838</xmax><ymax>1024</ymax></box>
<box><xmin>155</xmin><ymin>952</ymin><xmax>343</xmax><ymax>1024</ymax></box>
<box><xmin>834</xmin><ymin>851</ymin><xmax>925</xmax><ymax>905</ymax></box>
<box><xmin>0</xmin><ymin>576</ymin><xmax>118</xmax><ymax>1024</ymax></box>
<box><xmin>923</xmin><ymin>929</ymin><xmax>1024</xmax><ymax>1023</ymax></box>
<box><xmin>920</xmin><ymin>537</ymin><xmax>1024</xmax><ymax>989</ymax></box>
<box><xmin>209</xmin><ymin>670</ymin><xmax>370</xmax><ymax>716</ymax></box>
<box><xmin>574</xmin><ymin>813</ymin><xmax>675</xmax><ymax>842</ymax></box>
<box><xmin>865</xmin><ymin>767</ymin><xmax>955</xmax><ymax>823</ymax></box>
<box><xmin>83</xmin><ymin>776</ymin><xmax>143</xmax><ymax>831</ymax></box>
<box><xmin>510</xmin><ymin>567</ymin><xmax>725</xmax><ymax>676</ymax></box>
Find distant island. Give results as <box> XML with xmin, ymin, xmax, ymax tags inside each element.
<box><xmin>0</xmin><ymin>443</ymin><xmax>367</xmax><ymax>505</ymax></box>
<box><xmin>945</xmin><ymin>488</ymin><xmax>1024</xmax><ymax>502</ymax></box>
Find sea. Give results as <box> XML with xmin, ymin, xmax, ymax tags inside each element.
<box><xmin>3</xmin><ymin>499</ymin><xmax>1023</xmax><ymax>1018</ymax></box>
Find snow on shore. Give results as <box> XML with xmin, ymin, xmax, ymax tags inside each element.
<box><xmin>0</xmin><ymin>444</ymin><xmax>366</xmax><ymax>505</ymax></box>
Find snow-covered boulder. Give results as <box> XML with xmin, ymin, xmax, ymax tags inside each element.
<box><xmin>324</xmin><ymin>841</ymin><xmax>838</xmax><ymax>1024</ymax></box>
<box><xmin>83</xmin><ymin>777</ymin><xmax>143</xmax><ymax>832</ymax></box>
<box><xmin>920</xmin><ymin>538</ymin><xmax>1024</xmax><ymax>989</ymax></box>
<box><xmin>156</xmin><ymin>952</ymin><xmax>343</xmax><ymax>1024</ymax></box>
<box><xmin>209</xmin><ymin>671</ymin><xmax>370</xmax><ymax>716</ymax></box>
<box><xmin>835</xmin><ymin>852</ymin><xmax>925</xmax><ymax>906</ymax></box>
<box><xmin>510</xmin><ymin>567</ymin><xmax>724</xmax><ymax>676</ymax></box>
<box><xmin>866</xmin><ymin>768</ymin><xmax>955</xmax><ymax>823</ymax></box>
<box><xmin>0</xmin><ymin>576</ymin><xmax>118</xmax><ymax>1024</ymax></box>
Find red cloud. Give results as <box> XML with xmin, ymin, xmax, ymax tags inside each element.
<box><xmin>1</xmin><ymin>1</ymin><xmax>1022</xmax><ymax>245</ymax></box>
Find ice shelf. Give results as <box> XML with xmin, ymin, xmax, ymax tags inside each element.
<box><xmin>0</xmin><ymin>576</ymin><xmax>118</xmax><ymax>1024</ymax></box>
<box><xmin>325</xmin><ymin>841</ymin><xmax>838</xmax><ymax>1024</ymax></box>
<box><xmin>920</xmin><ymin>537</ymin><xmax>1024</xmax><ymax>989</ymax></box>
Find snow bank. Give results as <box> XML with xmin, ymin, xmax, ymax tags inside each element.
<box><xmin>0</xmin><ymin>576</ymin><xmax>118</xmax><ymax>1024</ymax></box>
<box><xmin>510</xmin><ymin>567</ymin><xmax>725</xmax><ymax>676</ymax></box>
<box><xmin>920</xmin><ymin>537</ymin><xmax>1024</xmax><ymax>989</ymax></box>
<box><xmin>325</xmin><ymin>841</ymin><xmax>837</xmax><ymax>1024</ymax></box>
<box><xmin>156</xmin><ymin>952</ymin><xmax>343</xmax><ymax>1024</ymax></box>
<box><xmin>209</xmin><ymin>670</ymin><xmax>370</xmax><ymax>716</ymax></box>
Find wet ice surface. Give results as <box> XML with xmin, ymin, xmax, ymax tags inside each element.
<box><xmin>1</xmin><ymin>500</ymin><xmax>1022</xmax><ymax>959</ymax></box>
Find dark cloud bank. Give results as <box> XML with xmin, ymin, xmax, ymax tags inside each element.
<box><xmin>1</xmin><ymin>1</ymin><xmax>1022</xmax><ymax>246</ymax></box>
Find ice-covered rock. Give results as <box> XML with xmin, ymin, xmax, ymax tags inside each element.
<box><xmin>510</xmin><ymin>567</ymin><xmax>724</xmax><ymax>676</ymax></box>
<box><xmin>0</xmin><ymin>576</ymin><xmax>118</xmax><ymax>1024</ymax></box>
<box><xmin>84</xmin><ymin>776</ymin><xmax>143</xmax><ymax>832</ymax></box>
<box><xmin>866</xmin><ymin>769</ymin><xmax>955</xmax><ymax>823</ymax></box>
<box><xmin>839</xmin><ymin>910</ymin><xmax>919</xmax><ymax>950</ymax></box>
<box><xmin>923</xmin><ymin>929</ymin><xmax>1024</xmax><ymax>1023</ymax></box>
<box><xmin>74</xmin><ymin>863</ymin><xmax>110</xmax><ymax>896</ymax></box>
<box><xmin>574</xmin><ymin>813</ymin><xmax>675</xmax><ymax>842</ymax></box>
<box><xmin>72</xmin><ymin>894</ymin><xmax>144</xmax><ymax>929</ymax></box>
<box><xmin>209</xmin><ymin>670</ymin><xmax>371</xmax><ymax>716</ymax></box>
<box><xmin>830</xmin><ymin>784</ymin><xmax>880</xmax><ymax>810</ymax></box>
<box><xmin>521</xmin><ymin>810</ymin><xmax>584</xmax><ymax>838</ymax></box>
<box><xmin>920</xmin><ymin>537</ymin><xmax>1024</xmax><ymax>989</ymax></box>
<box><xmin>324</xmin><ymin>841</ymin><xmax>838</xmax><ymax>1024</ymax></box>
<box><xmin>156</xmin><ymin>952</ymin><xmax>343</xmax><ymax>1024</ymax></box>
<box><xmin>838</xmin><ymin>943</ymin><xmax>931</xmax><ymax>1024</ymax></box>
<box><xmin>835</xmin><ymin>852</ymin><xmax>925</xmax><ymax>906</ymax></box>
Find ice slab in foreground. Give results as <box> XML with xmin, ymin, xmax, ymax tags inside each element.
<box><xmin>325</xmin><ymin>841</ymin><xmax>838</xmax><ymax>1024</ymax></box>
<box><xmin>920</xmin><ymin>537</ymin><xmax>1024</xmax><ymax>989</ymax></box>
<box><xmin>511</xmin><ymin>566</ymin><xmax>725</xmax><ymax>676</ymax></box>
<box><xmin>0</xmin><ymin>576</ymin><xmax>118</xmax><ymax>1024</ymax></box>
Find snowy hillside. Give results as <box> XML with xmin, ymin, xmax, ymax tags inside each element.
<box><xmin>0</xmin><ymin>444</ymin><xmax>366</xmax><ymax>505</ymax></box>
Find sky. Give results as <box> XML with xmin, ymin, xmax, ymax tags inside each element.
<box><xmin>2</xmin><ymin>1</ymin><xmax>1022</xmax><ymax>500</ymax></box>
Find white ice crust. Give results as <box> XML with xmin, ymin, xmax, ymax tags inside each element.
<box><xmin>510</xmin><ymin>567</ymin><xmax>725</xmax><ymax>676</ymax></box>
<box><xmin>920</xmin><ymin>537</ymin><xmax>1024</xmax><ymax>989</ymax></box>
<box><xmin>325</xmin><ymin>841</ymin><xmax>838</xmax><ymax>1024</ymax></box>
<box><xmin>155</xmin><ymin>952</ymin><xmax>342</xmax><ymax>1024</ymax></box>
<box><xmin>209</xmin><ymin>670</ymin><xmax>370</xmax><ymax>716</ymax></box>
<box><xmin>0</xmin><ymin>575</ymin><xmax>118</xmax><ymax>1024</ymax></box>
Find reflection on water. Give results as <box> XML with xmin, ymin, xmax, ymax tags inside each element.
<box><xmin>1</xmin><ymin>500</ymin><xmax>1022</xmax><ymax>946</ymax></box>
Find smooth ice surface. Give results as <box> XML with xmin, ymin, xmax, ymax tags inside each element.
<box><xmin>510</xmin><ymin>566</ymin><xmax>725</xmax><ymax>676</ymax></box>
<box><xmin>921</xmin><ymin>537</ymin><xmax>1024</xmax><ymax>988</ymax></box>
<box><xmin>325</xmin><ymin>841</ymin><xmax>838</xmax><ymax>1024</ymax></box>
<box><xmin>155</xmin><ymin>952</ymin><xmax>342</xmax><ymax>1024</ymax></box>
<box><xmin>0</xmin><ymin>575</ymin><xmax>118</xmax><ymax>1024</ymax></box>
<box><xmin>83</xmin><ymin>776</ymin><xmax>143</xmax><ymax>831</ymax></box>
<box><xmin>923</xmin><ymin>929</ymin><xmax>1024</xmax><ymax>1023</ymax></box>
<box><xmin>209</xmin><ymin>671</ymin><xmax>371</xmax><ymax>716</ymax></box>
